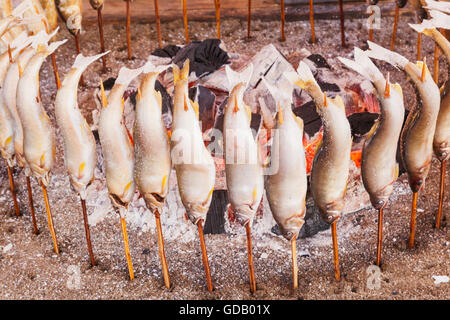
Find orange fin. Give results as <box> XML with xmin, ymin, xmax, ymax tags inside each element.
<box><xmin>384</xmin><ymin>73</ymin><xmax>390</xmax><ymax>98</ymax></box>
<box><xmin>100</xmin><ymin>79</ymin><xmax>107</xmax><ymax>107</ymax></box>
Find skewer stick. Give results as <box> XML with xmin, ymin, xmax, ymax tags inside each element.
<box><xmin>291</xmin><ymin>236</ymin><xmax>298</xmax><ymax>289</ymax></box>
<box><xmin>120</xmin><ymin>215</ymin><xmax>134</xmax><ymax>280</ymax></box>
<box><xmin>376</xmin><ymin>207</ymin><xmax>384</xmax><ymax>266</ymax></box>
<box><xmin>154</xmin><ymin>209</ymin><xmax>170</xmax><ymax>289</ymax></box>
<box><xmin>81</xmin><ymin>198</ymin><xmax>96</xmax><ymax>266</ymax></box>
<box><xmin>74</xmin><ymin>30</ymin><xmax>84</xmax><ymax>86</ymax></box>
<box><xmin>126</xmin><ymin>0</ymin><xmax>132</xmax><ymax>59</ymax></box>
<box><xmin>197</xmin><ymin>219</ymin><xmax>213</xmax><ymax>292</ymax></box>
<box><xmin>338</xmin><ymin>0</ymin><xmax>345</xmax><ymax>47</ymax></box>
<box><xmin>331</xmin><ymin>221</ymin><xmax>340</xmax><ymax>280</ymax></box>
<box><xmin>26</xmin><ymin>176</ymin><xmax>38</xmax><ymax>234</ymax></box>
<box><xmin>5</xmin><ymin>160</ymin><xmax>20</xmax><ymax>216</ymax></box>
<box><xmin>417</xmin><ymin>33</ymin><xmax>422</xmax><ymax>61</ymax></box>
<box><xmin>245</xmin><ymin>222</ymin><xmax>256</xmax><ymax>293</ymax></box>
<box><xmin>368</xmin><ymin>9</ymin><xmax>374</xmax><ymax>42</ymax></box>
<box><xmin>280</xmin><ymin>0</ymin><xmax>285</xmax><ymax>42</ymax></box>
<box><xmin>309</xmin><ymin>0</ymin><xmax>316</xmax><ymax>43</ymax></box>
<box><xmin>436</xmin><ymin>160</ymin><xmax>446</xmax><ymax>228</ymax></box>
<box><xmin>154</xmin><ymin>0</ymin><xmax>163</xmax><ymax>48</ymax></box>
<box><xmin>408</xmin><ymin>191</ymin><xmax>418</xmax><ymax>248</ymax></box>
<box><xmin>97</xmin><ymin>5</ymin><xmax>107</xmax><ymax>72</ymax></box>
<box><xmin>182</xmin><ymin>0</ymin><xmax>189</xmax><ymax>44</ymax></box>
<box><xmin>390</xmin><ymin>4</ymin><xmax>400</xmax><ymax>51</ymax></box>
<box><xmin>214</xmin><ymin>0</ymin><xmax>220</xmax><ymax>39</ymax></box>
<box><xmin>433</xmin><ymin>43</ymin><xmax>439</xmax><ymax>83</ymax></box>
<box><xmin>247</xmin><ymin>0</ymin><xmax>251</xmax><ymax>39</ymax></box>
<box><xmin>40</xmin><ymin>181</ymin><xmax>59</xmax><ymax>254</ymax></box>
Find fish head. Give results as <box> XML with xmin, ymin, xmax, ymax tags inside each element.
<box><xmin>279</xmin><ymin>215</ymin><xmax>305</xmax><ymax>241</ymax></box>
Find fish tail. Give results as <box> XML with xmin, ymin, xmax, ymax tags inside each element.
<box><xmin>339</xmin><ymin>48</ymin><xmax>384</xmax><ymax>83</ymax></box>
<box><xmin>173</xmin><ymin>59</ymin><xmax>190</xmax><ymax>84</ymax></box>
<box><xmin>424</xmin><ymin>0</ymin><xmax>450</xmax><ymax>14</ymax></box>
<box><xmin>262</xmin><ymin>76</ymin><xmax>293</xmax><ymax>107</ymax></box>
<box><xmin>115</xmin><ymin>66</ymin><xmax>143</xmax><ymax>87</ymax></box>
<box><xmin>409</xmin><ymin>10</ymin><xmax>450</xmax><ymax>33</ymax></box>
<box><xmin>72</xmin><ymin>51</ymin><xmax>110</xmax><ymax>73</ymax></box>
<box><xmin>142</xmin><ymin>60</ymin><xmax>170</xmax><ymax>75</ymax></box>
<box><xmin>36</xmin><ymin>39</ymin><xmax>68</xmax><ymax>57</ymax></box>
<box><xmin>225</xmin><ymin>63</ymin><xmax>253</xmax><ymax>92</ymax></box>
<box><xmin>366</xmin><ymin>41</ymin><xmax>409</xmax><ymax>69</ymax></box>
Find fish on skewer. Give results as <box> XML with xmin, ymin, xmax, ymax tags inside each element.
<box><xmin>98</xmin><ymin>66</ymin><xmax>143</xmax><ymax>280</ymax></box>
<box><xmin>134</xmin><ymin>61</ymin><xmax>171</xmax><ymax>289</ymax></box>
<box><xmin>89</xmin><ymin>0</ymin><xmax>107</xmax><ymax>72</ymax></box>
<box><xmin>410</xmin><ymin>7</ymin><xmax>450</xmax><ymax>228</ymax></box>
<box><xmin>289</xmin><ymin>61</ymin><xmax>352</xmax><ymax>280</ymax></box>
<box><xmin>339</xmin><ymin>48</ymin><xmax>405</xmax><ymax>266</ymax></box>
<box><xmin>263</xmin><ymin>77</ymin><xmax>307</xmax><ymax>289</ymax></box>
<box><xmin>16</xmin><ymin>37</ymin><xmax>68</xmax><ymax>253</ymax></box>
<box><xmin>55</xmin><ymin>52</ymin><xmax>109</xmax><ymax>266</ymax></box>
<box><xmin>171</xmin><ymin>60</ymin><xmax>215</xmax><ymax>292</ymax></box>
<box><xmin>223</xmin><ymin>64</ymin><xmax>264</xmax><ymax>293</ymax></box>
<box><xmin>4</xmin><ymin>29</ymin><xmax>58</xmax><ymax>231</ymax></box>
<box><xmin>366</xmin><ymin>41</ymin><xmax>441</xmax><ymax>248</ymax></box>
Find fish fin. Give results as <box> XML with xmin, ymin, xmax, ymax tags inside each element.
<box><xmin>136</xmin><ymin>87</ymin><xmax>142</xmax><ymax>100</ymax></box>
<box><xmin>202</xmin><ymin>187</ymin><xmax>214</xmax><ymax>206</ymax></box>
<box><xmin>366</xmin><ymin>41</ymin><xmax>409</xmax><ymax>69</ymax></box>
<box><xmin>40</xmin><ymin>154</ymin><xmax>45</xmax><ymax>167</ymax></box>
<box><xmin>181</xmin><ymin>59</ymin><xmax>190</xmax><ymax>80</ymax></box>
<box><xmin>339</xmin><ymin>47</ymin><xmax>384</xmax><ymax>82</ymax></box>
<box><xmin>172</xmin><ymin>63</ymin><xmax>181</xmax><ymax>84</ymax></box>
<box><xmin>394</xmin><ymin>162</ymin><xmax>399</xmax><ymax>180</ymax></box>
<box><xmin>5</xmin><ymin>136</ymin><xmax>12</xmax><ymax>146</ymax></box>
<box><xmin>244</xmin><ymin>104</ymin><xmax>252</xmax><ymax>125</ymax></box>
<box><xmin>190</xmin><ymin>99</ymin><xmax>199</xmax><ymax>119</ymax></box>
<box><xmin>418</xmin><ymin>58</ymin><xmax>429</xmax><ymax>82</ymax></box>
<box><xmin>100</xmin><ymin>79</ymin><xmax>108</xmax><ymax>107</ymax></box>
<box><xmin>78</xmin><ymin>162</ymin><xmax>85</xmax><ymax>177</ymax></box>
<box><xmin>154</xmin><ymin>89</ymin><xmax>162</xmax><ymax>110</ymax></box>
<box><xmin>277</xmin><ymin>102</ymin><xmax>284</xmax><ymax>124</ymax></box>
<box><xmin>161</xmin><ymin>175</ymin><xmax>167</xmax><ymax>193</ymax></box>
<box><xmin>366</xmin><ymin>120</ymin><xmax>379</xmax><ymax>141</ymax></box>
<box><xmin>225</xmin><ymin>63</ymin><xmax>253</xmax><ymax>92</ymax></box>
<box><xmin>115</xmin><ymin>66</ymin><xmax>143</xmax><ymax>86</ymax></box>
<box><xmin>294</xmin><ymin>115</ymin><xmax>304</xmax><ymax>133</ymax></box>
<box><xmin>72</xmin><ymin>51</ymin><xmax>110</xmax><ymax>73</ymax></box>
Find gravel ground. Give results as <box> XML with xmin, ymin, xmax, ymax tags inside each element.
<box><xmin>0</xmin><ymin>9</ymin><xmax>449</xmax><ymax>300</ymax></box>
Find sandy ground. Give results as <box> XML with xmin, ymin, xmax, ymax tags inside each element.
<box><xmin>0</xmin><ymin>8</ymin><xmax>449</xmax><ymax>300</ymax></box>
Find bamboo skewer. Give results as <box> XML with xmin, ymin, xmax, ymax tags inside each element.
<box><xmin>245</xmin><ymin>222</ymin><xmax>256</xmax><ymax>293</ymax></box>
<box><xmin>154</xmin><ymin>0</ymin><xmax>163</xmax><ymax>48</ymax></box>
<box><xmin>338</xmin><ymin>0</ymin><xmax>346</xmax><ymax>47</ymax></box>
<box><xmin>120</xmin><ymin>215</ymin><xmax>134</xmax><ymax>280</ymax></box>
<box><xmin>126</xmin><ymin>0</ymin><xmax>132</xmax><ymax>59</ymax></box>
<box><xmin>291</xmin><ymin>236</ymin><xmax>298</xmax><ymax>289</ymax></box>
<box><xmin>81</xmin><ymin>198</ymin><xmax>96</xmax><ymax>266</ymax></box>
<box><xmin>409</xmin><ymin>191</ymin><xmax>418</xmax><ymax>248</ymax></box>
<box><xmin>376</xmin><ymin>207</ymin><xmax>384</xmax><ymax>266</ymax></box>
<box><xmin>433</xmin><ymin>43</ymin><xmax>439</xmax><ymax>83</ymax></box>
<box><xmin>97</xmin><ymin>5</ymin><xmax>107</xmax><ymax>72</ymax></box>
<box><xmin>74</xmin><ymin>31</ymin><xmax>84</xmax><ymax>86</ymax></box>
<box><xmin>182</xmin><ymin>0</ymin><xmax>189</xmax><ymax>44</ymax></box>
<box><xmin>26</xmin><ymin>176</ymin><xmax>38</xmax><ymax>234</ymax></box>
<box><xmin>51</xmin><ymin>53</ymin><xmax>60</xmax><ymax>89</ymax></box>
<box><xmin>390</xmin><ymin>4</ymin><xmax>400</xmax><ymax>51</ymax></box>
<box><xmin>331</xmin><ymin>221</ymin><xmax>340</xmax><ymax>280</ymax></box>
<box><xmin>214</xmin><ymin>0</ymin><xmax>220</xmax><ymax>39</ymax></box>
<box><xmin>5</xmin><ymin>160</ymin><xmax>20</xmax><ymax>217</ymax></box>
<box><xmin>40</xmin><ymin>181</ymin><xmax>59</xmax><ymax>254</ymax></box>
<box><xmin>368</xmin><ymin>8</ymin><xmax>374</xmax><ymax>42</ymax></box>
<box><xmin>280</xmin><ymin>0</ymin><xmax>285</xmax><ymax>42</ymax></box>
<box><xmin>309</xmin><ymin>0</ymin><xmax>316</xmax><ymax>43</ymax></box>
<box><xmin>155</xmin><ymin>209</ymin><xmax>171</xmax><ymax>289</ymax></box>
<box><xmin>436</xmin><ymin>160</ymin><xmax>446</xmax><ymax>229</ymax></box>
<box><xmin>197</xmin><ymin>219</ymin><xmax>213</xmax><ymax>292</ymax></box>
<box><xmin>247</xmin><ymin>0</ymin><xmax>251</xmax><ymax>39</ymax></box>
<box><xmin>417</xmin><ymin>33</ymin><xmax>422</xmax><ymax>61</ymax></box>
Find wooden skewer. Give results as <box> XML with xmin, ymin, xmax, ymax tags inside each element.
<box><xmin>390</xmin><ymin>4</ymin><xmax>400</xmax><ymax>51</ymax></box>
<box><xmin>291</xmin><ymin>236</ymin><xmax>298</xmax><ymax>289</ymax></box>
<box><xmin>436</xmin><ymin>160</ymin><xmax>446</xmax><ymax>229</ymax></box>
<box><xmin>368</xmin><ymin>9</ymin><xmax>374</xmax><ymax>42</ymax></box>
<box><xmin>26</xmin><ymin>176</ymin><xmax>38</xmax><ymax>234</ymax></box>
<box><xmin>247</xmin><ymin>0</ymin><xmax>251</xmax><ymax>39</ymax></box>
<box><xmin>331</xmin><ymin>221</ymin><xmax>340</xmax><ymax>280</ymax></box>
<box><xmin>433</xmin><ymin>43</ymin><xmax>439</xmax><ymax>83</ymax></box>
<box><xmin>97</xmin><ymin>5</ymin><xmax>107</xmax><ymax>72</ymax></box>
<box><xmin>74</xmin><ymin>30</ymin><xmax>84</xmax><ymax>86</ymax></box>
<box><xmin>245</xmin><ymin>222</ymin><xmax>256</xmax><ymax>293</ymax></box>
<box><xmin>40</xmin><ymin>181</ymin><xmax>59</xmax><ymax>254</ymax></box>
<box><xmin>81</xmin><ymin>198</ymin><xmax>96</xmax><ymax>266</ymax></box>
<box><xmin>417</xmin><ymin>32</ymin><xmax>422</xmax><ymax>61</ymax></box>
<box><xmin>214</xmin><ymin>0</ymin><xmax>220</xmax><ymax>39</ymax></box>
<box><xmin>120</xmin><ymin>215</ymin><xmax>134</xmax><ymax>280</ymax></box>
<box><xmin>338</xmin><ymin>0</ymin><xmax>345</xmax><ymax>47</ymax></box>
<box><xmin>197</xmin><ymin>219</ymin><xmax>213</xmax><ymax>292</ymax></box>
<box><xmin>51</xmin><ymin>53</ymin><xmax>60</xmax><ymax>89</ymax></box>
<box><xmin>182</xmin><ymin>0</ymin><xmax>189</xmax><ymax>44</ymax></box>
<box><xmin>408</xmin><ymin>191</ymin><xmax>418</xmax><ymax>248</ymax></box>
<box><xmin>309</xmin><ymin>0</ymin><xmax>316</xmax><ymax>43</ymax></box>
<box><xmin>154</xmin><ymin>0</ymin><xmax>163</xmax><ymax>48</ymax></box>
<box><xmin>154</xmin><ymin>209</ymin><xmax>171</xmax><ymax>289</ymax></box>
<box><xmin>126</xmin><ymin>0</ymin><xmax>132</xmax><ymax>59</ymax></box>
<box><xmin>5</xmin><ymin>160</ymin><xmax>20</xmax><ymax>217</ymax></box>
<box><xmin>376</xmin><ymin>207</ymin><xmax>384</xmax><ymax>266</ymax></box>
<box><xmin>280</xmin><ymin>0</ymin><xmax>285</xmax><ymax>42</ymax></box>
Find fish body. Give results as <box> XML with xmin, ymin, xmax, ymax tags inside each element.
<box><xmin>171</xmin><ymin>60</ymin><xmax>215</xmax><ymax>224</ymax></box>
<box><xmin>89</xmin><ymin>0</ymin><xmax>103</xmax><ymax>10</ymax></box>
<box><xmin>56</xmin><ymin>0</ymin><xmax>82</xmax><ymax>35</ymax></box>
<box><xmin>339</xmin><ymin>48</ymin><xmax>405</xmax><ymax>209</ymax></box>
<box><xmin>16</xmin><ymin>39</ymin><xmax>67</xmax><ymax>185</ymax></box>
<box><xmin>99</xmin><ymin>67</ymin><xmax>142</xmax><ymax>211</ymax></box>
<box><xmin>55</xmin><ymin>53</ymin><xmax>107</xmax><ymax>199</ymax></box>
<box><xmin>264</xmin><ymin>77</ymin><xmax>307</xmax><ymax>240</ymax></box>
<box><xmin>134</xmin><ymin>63</ymin><xmax>171</xmax><ymax>212</ymax></box>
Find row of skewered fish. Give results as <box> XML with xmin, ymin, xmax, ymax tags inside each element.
<box><xmin>0</xmin><ymin>0</ymin><xmax>448</xmax><ymax>292</ymax></box>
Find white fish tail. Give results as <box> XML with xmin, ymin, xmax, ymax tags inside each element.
<box><xmin>73</xmin><ymin>51</ymin><xmax>110</xmax><ymax>72</ymax></box>
<box><xmin>45</xmin><ymin>39</ymin><xmax>68</xmax><ymax>56</ymax></box>
<box><xmin>424</xmin><ymin>0</ymin><xmax>450</xmax><ymax>14</ymax></box>
<box><xmin>142</xmin><ymin>60</ymin><xmax>170</xmax><ymax>74</ymax></box>
<box><xmin>262</xmin><ymin>76</ymin><xmax>293</xmax><ymax>107</ymax></box>
<box><xmin>339</xmin><ymin>47</ymin><xmax>384</xmax><ymax>82</ymax></box>
<box><xmin>410</xmin><ymin>10</ymin><xmax>450</xmax><ymax>32</ymax></box>
<box><xmin>30</xmin><ymin>28</ymin><xmax>59</xmax><ymax>49</ymax></box>
<box><xmin>366</xmin><ymin>41</ymin><xmax>409</xmax><ymax>69</ymax></box>
<box><xmin>297</xmin><ymin>61</ymin><xmax>320</xmax><ymax>90</ymax></box>
<box><xmin>225</xmin><ymin>63</ymin><xmax>253</xmax><ymax>92</ymax></box>
<box><xmin>115</xmin><ymin>66</ymin><xmax>143</xmax><ymax>86</ymax></box>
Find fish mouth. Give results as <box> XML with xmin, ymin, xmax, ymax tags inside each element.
<box><xmin>280</xmin><ymin>227</ymin><xmax>301</xmax><ymax>241</ymax></box>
